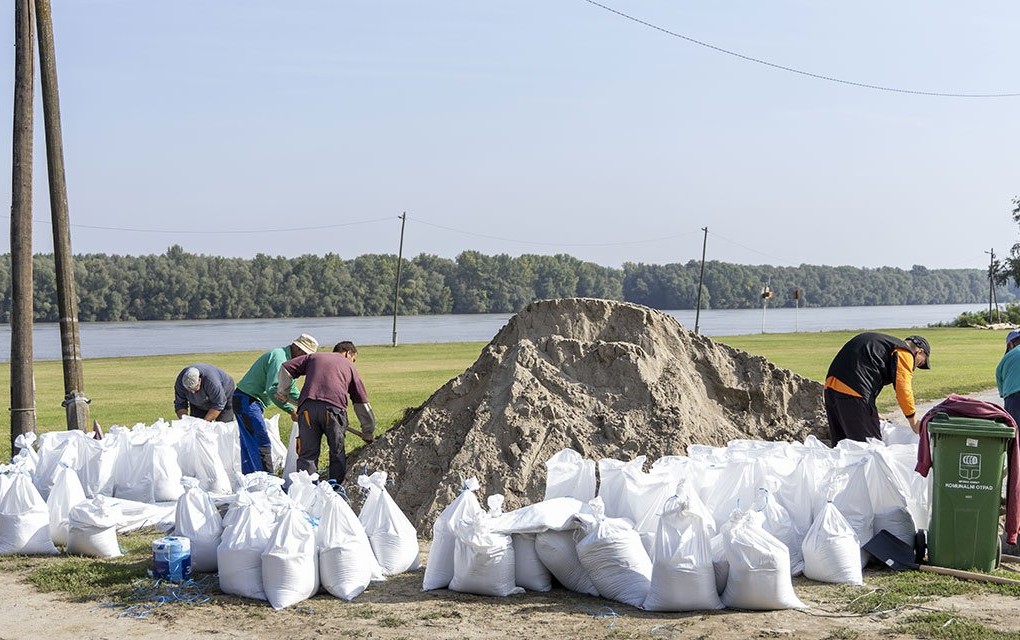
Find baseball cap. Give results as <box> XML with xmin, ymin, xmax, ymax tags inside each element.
<box><xmin>1008</xmin><ymin>329</ymin><xmax>1020</xmax><ymax>345</ymax></box>
<box><xmin>905</xmin><ymin>335</ymin><xmax>930</xmax><ymax>369</ymax></box>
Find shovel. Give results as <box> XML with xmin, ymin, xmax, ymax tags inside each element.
<box><xmin>863</xmin><ymin>530</ymin><xmax>1020</xmax><ymax>586</ymax></box>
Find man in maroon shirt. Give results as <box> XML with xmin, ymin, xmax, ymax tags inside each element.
<box><xmin>275</xmin><ymin>341</ymin><xmax>376</xmax><ymax>485</ymax></box>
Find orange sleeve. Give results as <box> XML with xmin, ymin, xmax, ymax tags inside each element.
<box><xmin>894</xmin><ymin>348</ymin><xmax>916</xmax><ymax>418</ymax></box>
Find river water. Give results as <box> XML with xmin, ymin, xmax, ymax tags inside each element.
<box><xmin>0</xmin><ymin>303</ymin><xmax>986</xmax><ymax>361</ymax></box>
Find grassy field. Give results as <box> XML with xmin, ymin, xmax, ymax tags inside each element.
<box><xmin>0</xmin><ymin>326</ymin><xmax>1008</xmax><ymax>461</ymax></box>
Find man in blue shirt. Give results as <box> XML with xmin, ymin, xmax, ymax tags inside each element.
<box><xmin>996</xmin><ymin>329</ymin><xmax>1020</xmax><ymax>425</ymax></box>
<box><xmin>174</xmin><ymin>363</ymin><xmax>236</xmax><ymax>422</ymax></box>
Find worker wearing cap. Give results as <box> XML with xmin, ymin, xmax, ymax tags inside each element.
<box><xmin>232</xmin><ymin>333</ymin><xmax>319</xmax><ymax>474</ymax></box>
<box><xmin>824</xmin><ymin>332</ymin><xmax>931</xmax><ymax>443</ymax></box>
<box><xmin>276</xmin><ymin>340</ymin><xmax>376</xmax><ymax>485</ymax></box>
<box><xmin>174</xmin><ymin>363</ymin><xmax>236</xmax><ymax>422</ymax></box>
<box><xmin>996</xmin><ymin>329</ymin><xmax>1020</xmax><ymax>426</ymax></box>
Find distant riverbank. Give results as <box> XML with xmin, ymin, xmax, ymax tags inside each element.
<box><xmin>0</xmin><ymin>303</ymin><xmax>985</xmax><ymax>361</ymax></box>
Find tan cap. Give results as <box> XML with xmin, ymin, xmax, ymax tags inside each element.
<box><xmin>292</xmin><ymin>333</ymin><xmax>319</xmax><ymax>355</ymax></box>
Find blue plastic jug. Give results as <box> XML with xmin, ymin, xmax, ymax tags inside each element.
<box><xmin>151</xmin><ymin>536</ymin><xmax>192</xmax><ymax>582</ymax></box>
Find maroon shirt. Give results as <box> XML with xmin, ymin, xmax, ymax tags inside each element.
<box><xmin>281</xmin><ymin>352</ymin><xmax>369</xmax><ymax>410</ymax></box>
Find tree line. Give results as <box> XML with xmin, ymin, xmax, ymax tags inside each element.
<box><xmin>0</xmin><ymin>245</ymin><xmax>1010</xmax><ymax>322</ymax></box>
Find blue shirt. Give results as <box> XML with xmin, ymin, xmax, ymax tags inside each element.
<box><xmin>174</xmin><ymin>363</ymin><xmax>235</xmax><ymax>412</ymax></box>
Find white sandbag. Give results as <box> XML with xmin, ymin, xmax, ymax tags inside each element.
<box><xmin>881</xmin><ymin>420</ymin><xmax>918</xmax><ymax>446</ymax></box>
<box><xmin>48</xmin><ymin>464</ymin><xmax>87</xmax><ymax>547</ymax></box>
<box><xmin>12</xmin><ymin>432</ymin><xmax>39</xmax><ymax>475</ymax></box>
<box><xmin>534</xmin><ymin>528</ymin><xmax>599</xmax><ymax>595</ymax></box>
<box><xmin>75</xmin><ymin>431</ymin><xmax>119</xmax><ymax>498</ymax></box>
<box><xmin>449</xmin><ymin>495</ymin><xmax>524</xmax><ymax>597</ymax></box>
<box><xmin>671</xmin><ymin>479</ymin><xmax>717</xmax><ymax>539</ymax></box>
<box><xmin>173</xmin><ymin>479</ymin><xmax>223</xmax><ymax>573</ymax></box>
<box><xmin>283</xmin><ymin>422</ymin><xmax>298</xmax><ymax>480</ymax></box>
<box><xmin>703</xmin><ymin>459</ymin><xmax>765</xmax><ymax>530</ymax></box>
<box><xmin>218</xmin><ymin>502</ymin><xmax>273</xmax><ymax>601</ymax></box>
<box><xmin>596</xmin><ymin>456</ymin><xmax>642</xmax><ymax>520</ymax></box>
<box><xmin>720</xmin><ymin>513</ymin><xmax>805</xmax><ymax>610</ymax></box>
<box><xmin>114</xmin><ymin>427</ymin><xmax>185</xmax><ymax>503</ymax></box>
<box><xmin>802</xmin><ymin>502</ymin><xmax>863</xmax><ymax>585</ymax></box>
<box><xmin>867</xmin><ymin>450</ymin><xmax>915</xmax><ymax>544</ymax></box>
<box><xmin>753</xmin><ymin>488</ymin><xmax>804</xmax><ymax>576</ymax></box>
<box><xmin>488</xmin><ymin>497</ymin><xmax>584</xmax><ymax>535</ymax></box>
<box><xmin>619</xmin><ymin>462</ymin><xmax>677</xmax><ymax>536</ymax></box>
<box><xmin>829</xmin><ymin>458</ymin><xmax>874</xmax><ymax>567</ymax></box>
<box><xmin>286</xmin><ymin>470</ymin><xmax>328</xmax><ymax>521</ymax></box>
<box><xmin>67</xmin><ymin>495</ymin><xmax>122</xmax><ymax>558</ymax></box>
<box><xmin>544</xmin><ymin>449</ymin><xmax>596</xmax><ymax>501</ymax></box>
<box><xmin>0</xmin><ymin>472</ymin><xmax>58</xmax><ymax>555</ymax></box>
<box><xmin>423</xmin><ymin>478</ymin><xmax>483</xmax><ymax>591</ymax></box>
<box><xmin>513</xmin><ymin>533</ymin><xmax>552</xmax><ymax>592</ymax></box>
<box><xmin>357</xmin><ymin>471</ymin><xmax>420</xmax><ymax>575</ymax></box>
<box><xmin>643</xmin><ymin>499</ymin><xmax>722</xmax><ymax>612</ymax></box>
<box><xmin>758</xmin><ymin>453</ymin><xmax>813</xmax><ymax>539</ymax></box>
<box><xmin>576</xmin><ymin>497</ymin><xmax>652</xmax><ymax>609</ymax></box>
<box><xmin>319</xmin><ymin>487</ymin><xmax>383</xmax><ymax>601</ymax></box>
<box><xmin>34</xmin><ymin>431</ymin><xmax>81</xmax><ymax>501</ymax></box>
<box><xmin>265</xmin><ymin>414</ymin><xmax>287</xmax><ymax>474</ymax></box>
<box><xmin>262</xmin><ymin>506</ymin><xmax>319</xmax><ymax>610</ymax></box>
<box><xmin>177</xmin><ymin>423</ymin><xmax>232</xmax><ymax>495</ymax></box>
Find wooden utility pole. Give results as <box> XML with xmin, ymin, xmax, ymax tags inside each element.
<box><xmin>36</xmin><ymin>0</ymin><xmax>88</xmax><ymax>430</ymax></box>
<box><xmin>391</xmin><ymin>212</ymin><xmax>406</xmax><ymax>347</ymax></box>
<box><xmin>9</xmin><ymin>0</ymin><xmax>37</xmax><ymax>457</ymax></box>
<box><xmin>987</xmin><ymin>248</ymin><xmax>995</xmax><ymax>322</ymax></box>
<box><xmin>694</xmin><ymin>226</ymin><xmax>707</xmax><ymax>334</ymax></box>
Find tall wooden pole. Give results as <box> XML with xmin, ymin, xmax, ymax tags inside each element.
<box><xmin>36</xmin><ymin>0</ymin><xmax>88</xmax><ymax>430</ymax></box>
<box><xmin>391</xmin><ymin>212</ymin><xmax>406</xmax><ymax>347</ymax></box>
<box><xmin>9</xmin><ymin>0</ymin><xmax>37</xmax><ymax>457</ymax></box>
<box><xmin>694</xmin><ymin>226</ymin><xmax>707</xmax><ymax>334</ymax></box>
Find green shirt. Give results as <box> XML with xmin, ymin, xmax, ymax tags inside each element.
<box><xmin>236</xmin><ymin>346</ymin><xmax>299</xmax><ymax>413</ymax></box>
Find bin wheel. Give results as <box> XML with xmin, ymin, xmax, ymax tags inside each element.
<box><xmin>914</xmin><ymin>529</ymin><xmax>928</xmax><ymax>565</ymax></box>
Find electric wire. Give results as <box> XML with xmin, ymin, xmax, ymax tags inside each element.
<box><xmin>0</xmin><ymin>214</ymin><xmax>394</xmax><ymax>235</ymax></box>
<box><xmin>410</xmin><ymin>217</ymin><xmax>700</xmax><ymax>248</ymax></box>
<box><xmin>582</xmin><ymin>0</ymin><xmax>1020</xmax><ymax>98</ymax></box>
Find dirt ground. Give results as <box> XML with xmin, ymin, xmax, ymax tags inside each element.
<box><xmin>2</xmin><ymin>539</ymin><xmax>1020</xmax><ymax>640</ymax></box>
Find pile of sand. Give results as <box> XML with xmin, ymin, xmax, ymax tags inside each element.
<box><xmin>350</xmin><ymin>298</ymin><xmax>827</xmax><ymax>535</ymax></box>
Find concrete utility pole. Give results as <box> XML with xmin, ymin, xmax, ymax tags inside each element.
<box><xmin>391</xmin><ymin>212</ymin><xmax>407</xmax><ymax>347</ymax></box>
<box><xmin>987</xmin><ymin>248</ymin><xmax>996</xmax><ymax>322</ymax></box>
<box><xmin>36</xmin><ymin>0</ymin><xmax>89</xmax><ymax>430</ymax></box>
<box><xmin>9</xmin><ymin>0</ymin><xmax>37</xmax><ymax>457</ymax></box>
<box><xmin>694</xmin><ymin>226</ymin><xmax>708</xmax><ymax>334</ymax></box>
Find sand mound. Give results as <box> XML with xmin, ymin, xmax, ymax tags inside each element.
<box><xmin>350</xmin><ymin>298</ymin><xmax>827</xmax><ymax>535</ymax></box>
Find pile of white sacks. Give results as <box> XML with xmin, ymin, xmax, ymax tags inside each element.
<box><xmin>2</xmin><ymin>416</ymin><xmax>924</xmax><ymax>612</ymax></box>
<box><xmin>0</xmin><ymin>417</ymin><xmax>422</xmax><ymax>610</ymax></box>
<box><xmin>426</xmin><ymin>422</ymin><xmax>926</xmax><ymax>611</ymax></box>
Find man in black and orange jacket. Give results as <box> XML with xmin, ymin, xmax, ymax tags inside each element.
<box><xmin>824</xmin><ymin>332</ymin><xmax>931</xmax><ymax>444</ymax></box>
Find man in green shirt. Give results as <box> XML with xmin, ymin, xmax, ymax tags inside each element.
<box><xmin>231</xmin><ymin>333</ymin><xmax>318</xmax><ymax>474</ymax></box>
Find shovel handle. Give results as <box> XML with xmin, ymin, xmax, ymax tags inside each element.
<box><xmin>919</xmin><ymin>565</ymin><xmax>1020</xmax><ymax>586</ymax></box>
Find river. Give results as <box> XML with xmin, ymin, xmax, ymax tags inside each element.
<box><xmin>0</xmin><ymin>303</ymin><xmax>987</xmax><ymax>361</ymax></box>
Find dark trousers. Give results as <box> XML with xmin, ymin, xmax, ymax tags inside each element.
<box><xmin>824</xmin><ymin>387</ymin><xmax>881</xmax><ymax>444</ymax></box>
<box><xmin>295</xmin><ymin>398</ymin><xmax>349</xmax><ymax>484</ymax></box>
<box><xmin>188</xmin><ymin>405</ymin><xmax>235</xmax><ymax>423</ymax></box>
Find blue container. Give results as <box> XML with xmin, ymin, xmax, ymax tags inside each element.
<box><xmin>152</xmin><ymin>536</ymin><xmax>192</xmax><ymax>582</ymax></box>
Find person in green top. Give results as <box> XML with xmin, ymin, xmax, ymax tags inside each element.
<box><xmin>231</xmin><ymin>333</ymin><xmax>319</xmax><ymax>474</ymax></box>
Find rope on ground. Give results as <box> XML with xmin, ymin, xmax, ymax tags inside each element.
<box><xmin>96</xmin><ymin>575</ymin><xmax>216</xmax><ymax>620</ymax></box>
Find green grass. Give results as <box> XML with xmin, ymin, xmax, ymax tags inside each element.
<box><xmin>1</xmin><ymin>342</ymin><xmax>487</xmax><ymax>461</ymax></box>
<box><xmin>891</xmin><ymin>612</ymin><xmax>1020</xmax><ymax>640</ymax></box>
<box><xmin>2</xmin><ymin>326</ymin><xmax>1007</xmax><ymax>460</ymax></box>
<box><xmin>718</xmin><ymin>326</ymin><xmax>1005</xmax><ymax>413</ymax></box>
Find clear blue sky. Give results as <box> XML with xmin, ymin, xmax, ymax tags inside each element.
<box><xmin>0</xmin><ymin>1</ymin><xmax>1017</xmax><ymax>270</ymax></box>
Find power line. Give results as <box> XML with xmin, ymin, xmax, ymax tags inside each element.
<box><xmin>582</xmin><ymin>0</ymin><xmax>1020</xmax><ymax>98</ymax></box>
<box><xmin>410</xmin><ymin>217</ymin><xmax>701</xmax><ymax>248</ymax></box>
<box><xmin>0</xmin><ymin>215</ymin><xmax>394</xmax><ymax>235</ymax></box>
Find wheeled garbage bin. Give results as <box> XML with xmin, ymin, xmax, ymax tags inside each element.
<box><xmin>927</xmin><ymin>412</ymin><xmax>1015</xmax><ymax>572</ymax></box>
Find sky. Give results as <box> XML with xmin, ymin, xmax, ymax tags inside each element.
<box><xmin>0</xmin><ymin>1</ymin><xmax>1018</xmax><ymax>271</ymax></box>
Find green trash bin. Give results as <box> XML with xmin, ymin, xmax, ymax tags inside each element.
<box><xmin>927</xmin><ymin>413</ymin><xmax>1015</xmax><ymax>572</ymax></box>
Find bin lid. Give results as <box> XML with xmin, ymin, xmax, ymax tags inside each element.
<box><xmin>928</xmin><ymin>413</ymin><xmax>1015</xmax><ymax>438</ymax></box>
